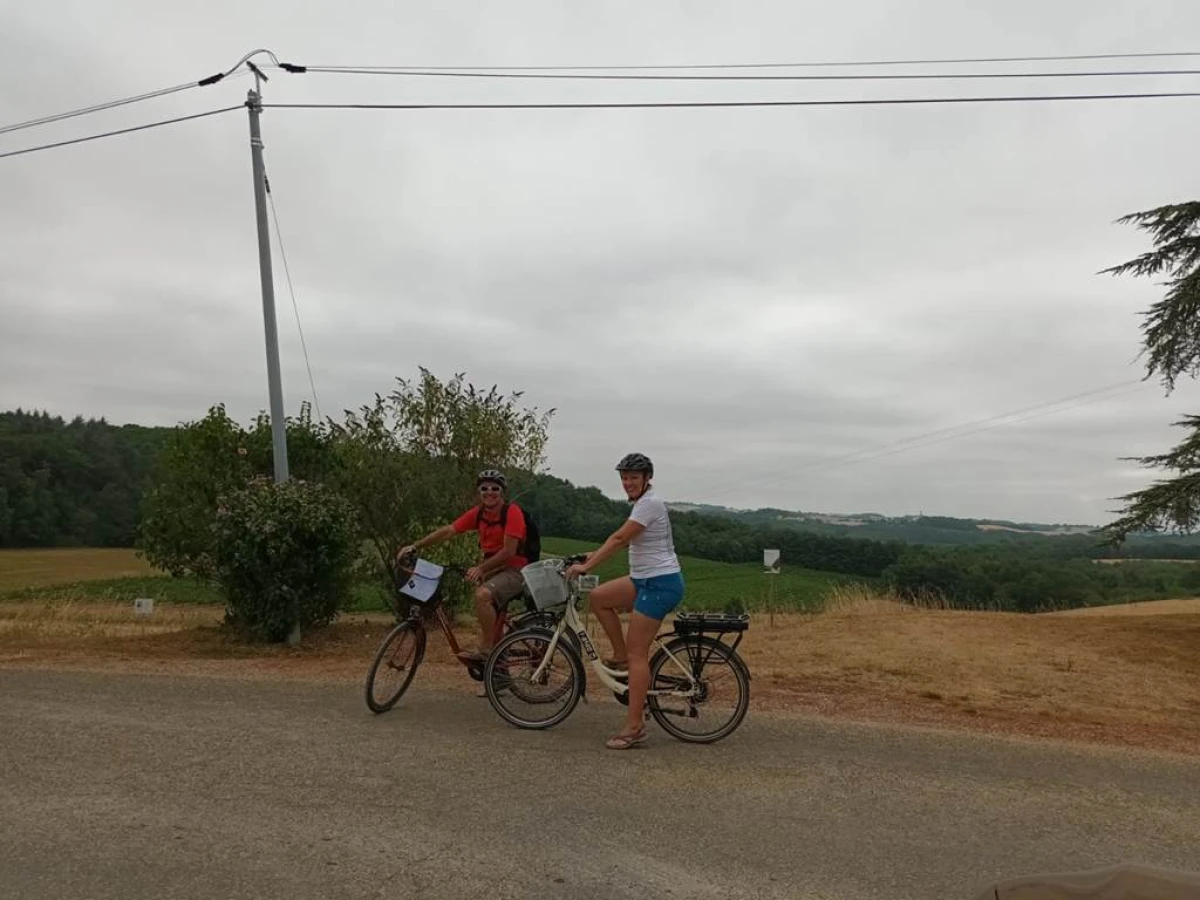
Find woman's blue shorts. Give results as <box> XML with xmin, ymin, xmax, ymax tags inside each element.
<box><xmin>631</xmin><ymin>572</ymin><xmax>685</xmax><ymax>620</ymax></box>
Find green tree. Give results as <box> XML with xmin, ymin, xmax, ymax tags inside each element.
<box><xmin>327</xmin><ymin>369</ymin><xmax>555</xmax><ymax>613</ymax></box>
<box><xmin>1100</xmin><ymin>201</ymin><xmax>1200</xmax><ymax>541</ymax></box>
<box><xmin>136</xmin><ymin>402</ymin><xmax>332</xmax><ymax>577</ymax></box>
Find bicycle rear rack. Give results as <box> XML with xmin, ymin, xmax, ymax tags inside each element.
<box><xmin>671</xmin><ymin>611</ymin><xmax>750</xmax><ymax>653</ymax></box>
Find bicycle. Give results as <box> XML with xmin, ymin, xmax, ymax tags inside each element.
<box><xmin>482</xmin><ymin>555</ymin><xmax>752</xmax><ymax>744</ymax></box>
<box><xmin>363</xmin><ymin>551</ymin><xmax>571</xmax><ymax>714</ymax></box>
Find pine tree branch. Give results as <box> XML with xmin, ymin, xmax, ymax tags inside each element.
<box><xmin>1101</xmin><ymin>201</ymin><xmax>1200</xmax><ymax>393</ymax></box>
<box><xmin>1102</xmin><ymin>470</ymin><xmax>1200</xmax><ymax>544</ymax></box>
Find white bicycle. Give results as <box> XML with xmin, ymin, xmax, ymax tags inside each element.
<box><xmin>481</xmin><ymin>554</ymin><xmax>752</xmax><ymax>744</ymax></box>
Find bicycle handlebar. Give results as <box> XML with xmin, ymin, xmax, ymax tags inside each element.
<box><xmin>394</xmin><ymin>549</ymin><xmax>592</xmax><ymax>579</ymax></box>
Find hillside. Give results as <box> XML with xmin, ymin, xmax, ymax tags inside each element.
<box><xmin>539</xmin><ymin>537</ymin><xmax>854</xmax><ymax>612</ymax></box>
<box><xmin>4</xmin><ymin>406</ymin><xmax>1197</xmax><ymax>613</ymax></box>
<box><xmin>0</xmin><ymin>540</ymin><xmax>853</xmax><ymax>614</ymax></box>
<box><xmin>669</xmin><ymin>501</ymin><xmax>1200</xmax><ymax>555</ymax></box>
<box><xmin>0</xmin><ymin>410</ymin><xmax>171</xmax><ymax>547</ymax></box>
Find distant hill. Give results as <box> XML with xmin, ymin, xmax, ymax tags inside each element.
<box><xmin>666</xmin><ymin>502</ymin><xmax>1200</xmax><ymax>555</ymax></box>
<box><xmin>5</xmin><ymin>405</ymin><xmax>1197</xmax><ymax>562</ymax></box>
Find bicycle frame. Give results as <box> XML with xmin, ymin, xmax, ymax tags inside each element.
<box><xmin>396</xmin><ymin>558</ymin><xmax>546</xmax><ymax>667</ymax></box>
<box><xmin>528</xmin><ymin>582</ymin><xmax>699</xmax><ymax>700</ymax></box>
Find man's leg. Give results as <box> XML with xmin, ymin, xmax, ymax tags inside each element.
<box><xmin>473</xmin><ymin>584</ymin><xmax>499</xmax><ymax>653</ymax></box>
<box><xmin>476</xmin><ymin>567</ymin><xmax>526</xmax><ymax>651</ymax></box>
<box><xmin>474</xmin><ymin>569</ymin><xmax>524</xmax><ymax>697</ymax></box>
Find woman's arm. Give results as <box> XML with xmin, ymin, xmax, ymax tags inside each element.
<box><xmin>573</xmin><ymin>518</ymin><xmax>645</xmax><ymax>575</ymax></box>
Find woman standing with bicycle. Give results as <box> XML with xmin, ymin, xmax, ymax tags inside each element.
<box><xmin>565</xmin><ymin>453</ymin><xmax>684</xmax><ymax>750</ymax></box>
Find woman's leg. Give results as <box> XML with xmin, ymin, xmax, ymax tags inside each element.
<box><xmin>620</xmin><ymin>610</ymin><xmax>660</xmax><ymax>735</ymax></box>
<box><xmin>587</xmin><ymin>576</ymin><xmax>635</xmax><ymax>663</ymax></box>
<box><xmin>608</xmin><ymin>573</ymin><xmax>684</xmax><ymax>748</ymax></box>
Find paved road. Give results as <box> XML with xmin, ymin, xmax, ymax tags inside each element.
<box><xmin>2</xmin><ymin>670</ymin><xmax>1199</xmax><ymax>900</ymax></box>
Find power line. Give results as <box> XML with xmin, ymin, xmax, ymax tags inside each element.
<box><xmin>698</xmin><ymin>379</ymin><xmax>1149</xmax><ymax>502</ymax></box>
<box><xmin>795</xmin><ymin>383</ymin><xmax>1151</xmax><ymax>478</ymax></box>
<box><xmin>0</xmin><ymin>105</ymin><xmax>243</xmax><ymax>161</ymax></box>
<box><xmin>304</xmin><ymin>65</ymin><xmax>1200</xmax><ymax>83</ymax></box>
<box><xmin>0</xmin><ymin>48</ymin><xmax>296</xmax><ymax>138</ymax></box>
<box><xmin>265</xmin><ymin>172</ymin><xmax>322</xmax><ymax>422</ymax></box>
<box><xmin>298</xmin><ymin>49</ymin><xmax>1200</xmax><ymax>71</ymax></box>
<box><xmin>262</xmin><ymin>90</ymin><xmax>1200</xmax><ymax>112</ymax></box>
<box><xmin>0</xmin><ymin>82</ymin><xmax>201</xmax><ymax>137</ymax></box>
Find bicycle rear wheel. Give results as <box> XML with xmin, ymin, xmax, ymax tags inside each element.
<box><xmin>364</xmin><ymin>620</ymin><xmax>426</xmax><ymax>713</ymax></box>
<box><xmin>647</xmin><ymin>635</ymin><xmax>750</xmax><ymax>743</ymax></box>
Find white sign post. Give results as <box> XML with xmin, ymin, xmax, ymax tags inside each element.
<box><xmin>763</xmin><ymin>549</ymin><xmax>781</xmax><ymax>575</ymax></box>
<box><xmin>763</xmin><ymin>550</ymin><xmax>780</xmax><ymax>626</ymax></box>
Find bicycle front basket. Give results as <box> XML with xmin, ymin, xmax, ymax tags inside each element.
<box><xmin>397</xmin><ymin>558</ymin><xmax>444</xmax><ymax>605</ymax></box>
<box><xmin>520</xmin><ymin>559</ymin><xmax>570</xmax><ymax>610</ymax></box>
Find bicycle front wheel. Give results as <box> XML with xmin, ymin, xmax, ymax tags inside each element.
<box><xmin>364</xmin><ymin>620</ymin><xmax>426</xmax><ymax>714</ymax></box>
<box><xmin>483</xmin><ymin>628</ymin><xmax>584</xmax><ymax>730</ymax></box>
<box><xmin>647</xmin><ymin>635</ymin><xmax>750</xmax><ymax>743</ymax></box>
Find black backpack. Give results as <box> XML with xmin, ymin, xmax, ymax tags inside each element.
<box><xmin>476</xmin><ymin>502</ymin><xmax>541</xmax><ymax>563</ymax></box>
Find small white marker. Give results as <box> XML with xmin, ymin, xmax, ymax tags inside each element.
<box><xmin>133</xmin><ymin>598</ymin><xmax>154</xmax><ymax>618</ymax></box>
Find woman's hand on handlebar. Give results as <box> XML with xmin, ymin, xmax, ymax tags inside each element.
<box><xmin>564</xmin><ymin>553</ymin><xmax>591</xmax><ymax>579</ymax></box>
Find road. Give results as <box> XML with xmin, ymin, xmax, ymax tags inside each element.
<box><xmin>2</xmin><ymin>669</ymin><xmax>1198</xmax><ymax>900</ymax></box>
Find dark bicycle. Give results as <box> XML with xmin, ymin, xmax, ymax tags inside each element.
<box><xmin>363</xmin><ymin>552</ymin><xmax>567</xmax><ymax>714</ymax></box>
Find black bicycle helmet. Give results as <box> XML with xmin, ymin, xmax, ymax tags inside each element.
<box><xmin>615</xmin><ymin>453</ymin><xmax>653</xmax><ymax>478</ymax></box>
<box><xmin>476</xmin><ymin>468</ymin><xmax>507</xmax><ymax>489</ymax></box>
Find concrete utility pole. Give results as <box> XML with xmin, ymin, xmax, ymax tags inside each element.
<box><xmin>246</xmin><ymin>64</ymin><xmax>290</xmax><ymax>483</ymax></box>
<box><xmin>246</xmin><ymin>62</ymin><xmax>299</xmax><ymax>646</ymax></box>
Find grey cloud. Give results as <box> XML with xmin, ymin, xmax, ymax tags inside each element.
<box><xmin>5</xmin><ymin>0</ymin><xmax>1200</xmax><ymax>525</ymax></box>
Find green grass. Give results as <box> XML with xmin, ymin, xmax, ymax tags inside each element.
<box><xmin>539</xmin><ymin>537</ymin><xmax>857</xmax><ymax>613</ymax></box>
<box><xmin>0</xmin><ymin>575</ymin><xmax>397</xmax><ymax>615</ymax></box>
<box><xmin>0</xmin><ymin>575</ymin><xmax>219</xmax><ymax>605</ymax></box>
<box><xmin>0</xmin><ymin>539</ymin><xmax>856</xmax><ymax>615</ymax></box>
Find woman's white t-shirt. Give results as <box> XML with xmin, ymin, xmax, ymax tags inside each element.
<box><xmin>628</xmin><ymin>489</ymin><xmax>681</xmax><ymax>580</ymax></box>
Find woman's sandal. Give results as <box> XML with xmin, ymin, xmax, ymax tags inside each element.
<box><xmin>605</xmin><ymin>727</ymin><xmax>647</xmax><ymax>750</ymax></box>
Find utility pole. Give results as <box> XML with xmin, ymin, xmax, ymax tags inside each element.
<box><xmin>246</xmin><ymin>65</ymin><xmax>290</xmax><ymax>483</ymax></box>
<box><xmin>246</xmin><ymin>63</ymin><xmax>299</xmax><ymax>646</ymax></box>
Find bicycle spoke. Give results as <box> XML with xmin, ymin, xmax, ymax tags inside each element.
<box><xmin>484</xmin><ymin>630</ymin><xmax>583</xmax><ymax>730</ymax></box>
<box><xmin>647</xmin><ymin>636</ymin><xmax>750</xmax><ymax>742</ymax></box>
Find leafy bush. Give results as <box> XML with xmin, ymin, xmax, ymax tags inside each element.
<box><xmin>137</xmin><ymin>403</ymin><xmax>333</xmax><ymax>579</ymax></box>
<box><xmin>213</xmin><ymin>477</ymin><xmax>358</xmax><ymax>642</ymax></box>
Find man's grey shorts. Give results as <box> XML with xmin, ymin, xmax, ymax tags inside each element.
<box><xmin>482</xmin><ymin>567</ymin><xmax>526</xmax><ymax>606</ymax></box>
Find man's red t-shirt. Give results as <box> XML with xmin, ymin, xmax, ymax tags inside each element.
<box><xmin>451</xmin><ymin>503</ymin><xmax>528</xmax><ymax>570</ymax></box>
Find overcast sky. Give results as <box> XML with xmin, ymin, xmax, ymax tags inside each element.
<box><xmin>4</xmin><ymin>1</ymin><xmax>1200</xmax><ymax>525</ymax></box>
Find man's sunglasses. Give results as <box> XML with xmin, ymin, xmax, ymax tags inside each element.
<box><xmin>479</xmin><ymin>485</ymin><xmax>502</xmax><ymax>493</ymax></box>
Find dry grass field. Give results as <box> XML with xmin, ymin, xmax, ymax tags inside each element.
<box><xmin>0</xmin><ymin>548</ymin><xmax>157</xmax><ymax>590</ymax></box>
<box><xmin>3</xmin><ymin>551</ymin><xmax>1199</xmax><ymax>754</ymax></box>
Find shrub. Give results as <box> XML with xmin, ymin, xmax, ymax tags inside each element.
<box><xmin>213</xmin><ymin>477</ymin><xmax>358</xmax><ymax>642</ymax></box>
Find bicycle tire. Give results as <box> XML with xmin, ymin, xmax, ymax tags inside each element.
<box><xmin>364</xmin><ymin>619</ymin><xmax>426</xmax><ymax>714</ymax></box>
<box><xmin>483</xmin><ymin>628</ymin><xmax>585</xmax><ymax>730</ymax></box>
<box><xmin>647</xmin><ymin>634</ymin><xmax>750</xmax><ymax>744</ymax></box>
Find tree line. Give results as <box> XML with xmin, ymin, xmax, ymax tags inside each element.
<box><xmin>0</xmin><ymin>399</ymin><xmax>908</xmax><ymax>579</ymax></box>
<box><xmin>0</xmin><ymin>409</ymin><xmax>168</xmax><ymax>547</ymax></box>
<box><xmin>3</xmin><ymin>369</ymin><xmax>1199</xmax><ymax>618</ymax></box>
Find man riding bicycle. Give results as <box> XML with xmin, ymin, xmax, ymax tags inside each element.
<box><xmin>397</xmin><ymin>469</ymin><xmax>532</xmax><ymax>682</ymax></box>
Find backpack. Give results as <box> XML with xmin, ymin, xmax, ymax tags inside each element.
<box><xmin>476</xmin><ymin>502</ymin><xmax>541</xmax><ymax>564</ymax></box>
